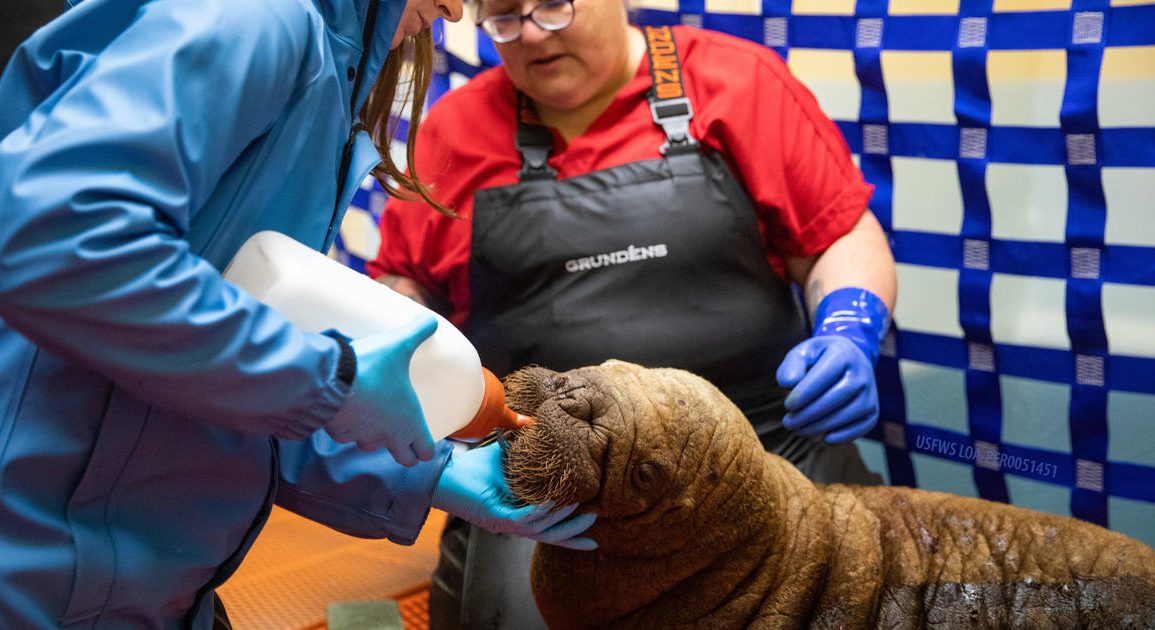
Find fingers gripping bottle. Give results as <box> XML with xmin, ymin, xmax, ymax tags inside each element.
<box><xmin>222</xmin><ymin>231</ymin><xmax>532</xmax><ymax>441</ymax></box>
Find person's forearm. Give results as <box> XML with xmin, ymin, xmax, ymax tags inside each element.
<box><xmin>786</xmin><ymin>211</ymin><xmax>896</xmax><ymax>323</ymax></box>
<box><xmin>377</xmin><ymin>273</ymin><xmax>432</xmax><ymax>307</ymax></box>
<box><xmin>276</xmin><ymin>434</ymin><xmax>454</xmax><ymax>543</ymax></box>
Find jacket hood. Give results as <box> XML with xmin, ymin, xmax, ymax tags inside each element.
<box><xmin>65</xmin><ymin>0</ymin><xmax>403</xmax><ymax>116</ymax></box>
<box><xmin>311</xmin><ymin>0</ymin><xmax>411</xmax><ymax>115</ymax></box>
<box><xmin>312</xmin><ymin>0</ymin><xmax>404</xmax><ymax>114</ymax></box>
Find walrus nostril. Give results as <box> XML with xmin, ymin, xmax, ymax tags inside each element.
<box><xmin>557</xmin><ymin>396</ymin><xmax>593</xmax><ymax>422</ymax></box>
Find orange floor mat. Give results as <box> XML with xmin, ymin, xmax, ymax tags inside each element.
<box><xmin>218</xmin><ymin>506</ymin><xmax>445</xmax><ymax>629</ymax></box>
<box><xmin>395</xmin><ymin>585</ymin><xmax>431</xmax><ymax>630</ymax></box>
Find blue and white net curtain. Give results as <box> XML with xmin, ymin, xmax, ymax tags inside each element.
<box><xmin>335</xmin><ymin>1</ymin><xmax>1155</xmax><ymax>546</ymax></box>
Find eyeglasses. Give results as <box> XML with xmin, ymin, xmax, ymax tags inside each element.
<box><xmin>477</xmin><ymin>0</ymin><xmax>575</xmax><ymax>43</ymax></box>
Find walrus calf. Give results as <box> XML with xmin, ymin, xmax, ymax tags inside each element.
<box><xmin>500</xmin><ymin>360</ymin><xmax>1155</xmax><ymax>629</ymax></box>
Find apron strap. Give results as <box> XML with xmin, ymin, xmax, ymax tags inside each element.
<box><xmin>642</xmin><ymin>25</ymin><xmax>699</xmax><ymax>155</ymax></box>
<box><xmin>516</xmin><ymin>92</ymin><xmax>558</xmax><ymax>181</ymax></box>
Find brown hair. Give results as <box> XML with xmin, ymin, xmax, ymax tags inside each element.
<box><xmin>361</xmin><ymin>30</ymin><xmax>455</xmax><ymax>217</ymax></box>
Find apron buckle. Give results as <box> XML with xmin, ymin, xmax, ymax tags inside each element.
<box><xmin>649</xmin><ymin>97</ymin><xmax>699</xmax><ymax>155</ymax></box>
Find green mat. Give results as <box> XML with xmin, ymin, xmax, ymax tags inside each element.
<box><xmin>326</xmin><ymin>600</ymin><xmax>404</xmax><ymax>630</ymax></box>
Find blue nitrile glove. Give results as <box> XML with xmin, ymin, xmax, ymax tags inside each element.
<box><xmin>326</xmin><ymin>313</ymin><xmax>438</xmax><ymax>466</ymax></box>
<box><xmin>777</xmin><ymin>287</ymin><xmax>891</xmax><ymax>444</ymax></box>
<box><xmin>432</xmin><ymin>441</ymin><xmax>598</xmax><ymax>551</ymax></box>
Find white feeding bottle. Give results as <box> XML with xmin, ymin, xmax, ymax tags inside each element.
<box><xmin>222</xmin><ymin>230</ymin><xmax>532</xmax><ymax>441</ymax></box>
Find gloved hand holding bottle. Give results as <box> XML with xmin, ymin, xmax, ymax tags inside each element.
<box><xmin>777</xmin><ymin>287</ymin><xmax>891</xmax><ymax>444</ymax></box>
<box><xmin>325</xmin><ymin>313</ymin><xmax>439</xmax><ymax>467</ymax></box>
<box><xmin>432</xmin><ymin>441</ymin><xmax>598</xmax><ymax>550</ymax></box>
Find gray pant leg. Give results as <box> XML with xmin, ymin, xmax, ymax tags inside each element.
<box><xmin>429</xmin><ymin>518</ymin><xmax>546</xmax><ymax>630</ymax></box>
<box><xmin>794</xmin><ymin>440</ymin><xmax>885</xmax><ymax>486</ymax></box>
<box><xmin>429</xmin><ymin>516</ymin><xmax>470</xmax><ymax>630</ymax></box>
<box><xmin>461</xmin><ymin>528</ymin><xmax>547</xmax><ymax>629</ymax></box>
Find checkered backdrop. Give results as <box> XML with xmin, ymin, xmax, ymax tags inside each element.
<box><xmin>334</xmin><ymin>0</ymin><xmax>1155</xmax><ymax>547</ymax></box>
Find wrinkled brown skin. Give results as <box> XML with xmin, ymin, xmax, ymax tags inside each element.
<box><xmin>500</xmin><ymin>361</ymin><xmax>1155</xmax><ymax>629</ymax></box>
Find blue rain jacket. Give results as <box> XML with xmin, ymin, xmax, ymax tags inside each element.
<box><xmin>0</xmin><ymin>0</ymin><xmax>453</xmax><ymax>627</ymax></box>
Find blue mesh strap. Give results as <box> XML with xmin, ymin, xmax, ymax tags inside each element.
<box><xmin>954</xmin><ymin>0</ymin><xmax>1008</xmax><ymax>505</ymax></box>
<box><xmin>905</xmin><ymin>422</ymin><xmax>1155</xmax><ymax>504</ymax></box>
<box><xmin>642</xmin><ymin>6</ymin><xmax>1155</xmax><ymax>50</ymax></box>
<box><xmin>850</xmin><ymin>0</ymin><xmax>916</xmax><ymax>487</ymax></box>
<box><xmin>893</xmin><ymin>233</ymin><xmax>1155</xmax><ymax>286</ymax></box>
<box><xmin>898</xmin><ymin>330</ymin><xmax>1155</xmax><ymax>398</ymax></box>
<box><xmin>1062</xmin><ymin>0</ymin><xmax>1111</xmax><ymax>527</ymax></box>
<box><xmin>877</xmin><ymin>336</ymin><xmax>916</xmax><ymax>487</ymax></box>
<box><xmin>679</xmin><ymin>0</ymin><xmax>704</xmax><ymax>23</ymax></box>
<box><xmin>831</xmin><ymin>122</ymin><xmax>1155</xmax><ymax>167</ymax></box>
<box><xmin>907</xmin><ymin>424</ymin><xmax>1069</xmax><ymax>486</ymax></box>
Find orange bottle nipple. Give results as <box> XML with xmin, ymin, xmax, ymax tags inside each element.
<box><xmin>449</xmin><ymin>368</ymin><xmax>535</xmax><ymax>441</ymax></box>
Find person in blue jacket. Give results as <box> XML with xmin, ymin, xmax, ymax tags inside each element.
<box><xmin>0</xmin><ymin>0</ymin><xmax>596</xmax><ymax>628</ymax></box>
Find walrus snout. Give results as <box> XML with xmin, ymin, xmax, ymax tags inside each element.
<box><xmin>502</xmin><ymin>366</ymin><xmax>587</xmax><ymax>419</ymax></box>
<box><xmin>501</xmin><ymin>366</ymin><xmax>611</xmax><ymax>508</ymax></box>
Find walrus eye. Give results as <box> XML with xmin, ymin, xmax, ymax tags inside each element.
<box><xmin>630</xmin><ymin>461</ymin><xmax>666</xmax><ymax>493</ymax></box>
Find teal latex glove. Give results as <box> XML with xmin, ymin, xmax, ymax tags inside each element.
<box><xmin>326</xmin><ymin>313</ymin><xmax>438</xmax><ymax>466</ymax></box>
<box><xmin>432</xmin><ymin>442</ymin><xmax>598</xmax><ymax>550</ymax></box>
<box><xmin>777</xmin><ymin>287</ymin><xmax>890</xmax><ymax>444</ymax></box>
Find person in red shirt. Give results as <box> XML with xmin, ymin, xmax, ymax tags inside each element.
<box><xmin>369</xmin><ymin>0</ymin><xmax>896</xmax><ymax>625</ymax></box>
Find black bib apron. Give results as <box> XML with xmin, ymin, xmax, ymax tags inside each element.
<box><xmin>468</xmin><ymin>146</ymin><xmax>808</xmax><ymax>411</ymax></box>
<box><xmin>430</xmin><ymin>28</ymin><xmax>882</xmax><ymax>630</ymax></box>
<box><xmin>464</xmin><ymin>41</ymin><xmax>812</xmax><ymax>455</ymax></box>
<box><xmin>466</xmin><ymin>150</ymin><xmax>819</xmax><ymax>457</ymax></box>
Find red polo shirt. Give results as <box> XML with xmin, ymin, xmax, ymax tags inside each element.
<box><xmin>368</xmin><ymin>25</ymin><xmax>873</xmax><ymax>327</ymax></box>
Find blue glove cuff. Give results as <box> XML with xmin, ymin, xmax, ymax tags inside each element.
<box><xmin>812</xmin><ymin>287</ymin><xmax>891</xmax><ymax>364</ymax></box>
